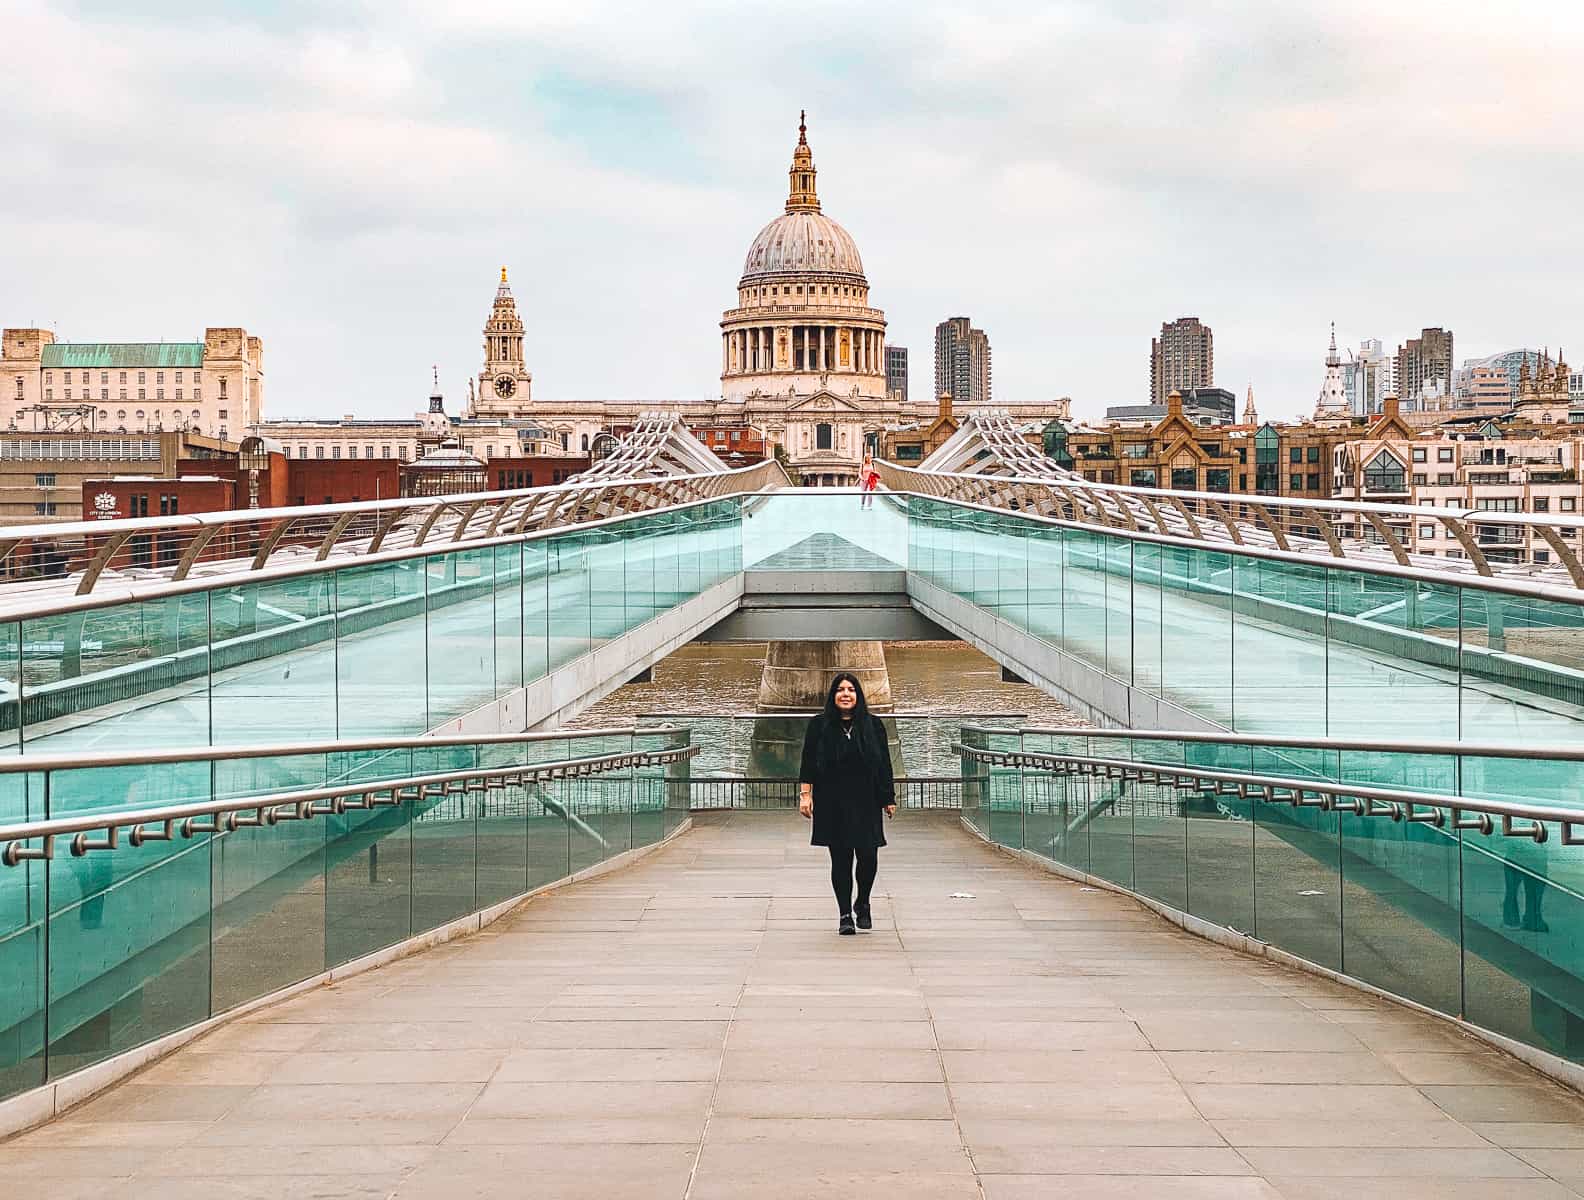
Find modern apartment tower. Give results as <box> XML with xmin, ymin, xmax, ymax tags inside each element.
<box><xmin>1396</xmin><ymin>327</ymin><xmax>1454</xmax><ymax>409</ymax></box>
<box><xmin>1150</xmin><ymin>317</ymin><xmax>1213</xmax><ymax>404</ymax></box>
<box><xmin>934</xmin><ymin>318</ymin><xmax>992</xmax><ymax>404</ymax></box>
<box><xmin>885</xmin><ymin>345</ymin><xmax>909</xmax><ymax>402</ymax></box>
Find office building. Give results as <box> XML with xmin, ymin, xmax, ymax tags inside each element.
<box><xmin>1396</xmin><ymin>327</ymin><xmax>1454</xmax><ymax>410</ymax></box>
<box><xmin>885</xmin><ymin>345</ymin><xmax>908</xmax><ymax>402</ymax></box>
<box><xmin>1149</xmin><ymin>317</ymin><xmax>1213</xmax><ymax>404</ymax></box>
<box><xmin>934</xmin><ymin>318</ymin><xmax>991</xmax><ymax>405</ymax></box>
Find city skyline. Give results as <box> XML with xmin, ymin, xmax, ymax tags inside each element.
<box><xmin>1</xmin><ymin>1</ymin><xmax>1580</xmax><ymax>423</ymax></box>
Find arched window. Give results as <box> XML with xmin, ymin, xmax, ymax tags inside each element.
<box><xmin>581</xmin><ymin>434</ymin><xmax>589</xmax><ymax>452</ymax></box>
<box><xmin>816</xmin><ymin>423</ymin><xmax>833</xmax><ymax>450</ymax></box>
<box><xmin>1363</xmin><ymin>450</ymin><xmax>1406</xmax><ymax>492</ymax></box>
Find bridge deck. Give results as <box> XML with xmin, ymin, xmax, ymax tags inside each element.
<box><xmin>9</xmin><ymin>812</ymin><xmax>1584</xmax><ymax>1199</ymax></box>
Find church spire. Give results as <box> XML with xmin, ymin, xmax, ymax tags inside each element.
<box><xmin>1243</xmin><ymin>384</ymin><xmax>1257</xmax><ymax>425</ymax></box>
<box><xmin>786</xmin><ymin>110</ymin><xmax>820</xmax><ymax>214</ymax></box>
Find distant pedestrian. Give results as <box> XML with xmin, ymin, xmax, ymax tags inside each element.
<box><xmin>798</xmin><ymin>673</ymin><xmax>896</xmax><ymax>935</ymax></box>
<box><xmin>859</xmin><ymin>453</ymin><xmax>880</xmax><ymax>509</ymax></box>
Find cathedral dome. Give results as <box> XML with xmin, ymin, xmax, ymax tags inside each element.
<box><xmin>740</xmin><ymin>210</ymin><xmax>865</xmax><ymax>284</ymax></box>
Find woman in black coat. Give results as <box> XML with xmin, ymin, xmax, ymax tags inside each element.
<box><xmin>798</xmin><ymin>673</ymin><xmax>896</xmax><ymax>935</ymax></box>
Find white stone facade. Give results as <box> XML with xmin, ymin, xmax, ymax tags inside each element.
<box><xmin>2</xmin><ymin>326</ymin><xmax>262</xmax><ymax>440</ymax></box>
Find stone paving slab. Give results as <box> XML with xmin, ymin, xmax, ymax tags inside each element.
<box><xmin>10</xmin><ymin>809</ymin><xmax>1584</xmax><ymax>1198</ymax></box>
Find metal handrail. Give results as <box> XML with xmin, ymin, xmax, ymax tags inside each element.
<box><xmin>992</xmin><ymin>725</ymin><xmax>1584</xmax><ymax>763</ymax></box>
<box><xmin>955</xmin><ymin>743</ymin><xmax>1584</xmax><ymax>843</ymax></box>
<box><xmin>0</xmin><ymin>449</ymin><xmax>787</xmax><ymax>613</ymax></box>
<box><xmin>0</xmin><ymin>745</ymin><xmax>698</xmax><ymax>866</ymax></box>
<box><xmin>881</xmin><ymin>452</ymin><xmax>1584</xmax><ymax>592</ymax></box>
<box><xmin>885</xmin><ymin>484</ymin><xmax>1584</xmax><ymax>604</ymax></box>
<box><xmin>0</xmin><ymin>726</ymin><xmax>666</xmax><ymax>775</ymax></box>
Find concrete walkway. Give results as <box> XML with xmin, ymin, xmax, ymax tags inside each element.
<box><xmin>9</xmin><ymin>811</ymin><xmax>1584</xmax><ymax>1199</ymax></box>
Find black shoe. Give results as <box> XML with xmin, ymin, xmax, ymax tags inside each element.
<box><xmin>838</xmin><ymin>914</ymin><xmax>856</xmax><ymax>936</ymax></box>
<box><xmin>854</xmin><ymin>904</ymin><xmax>872</xmax><ymax>931</ymax></box>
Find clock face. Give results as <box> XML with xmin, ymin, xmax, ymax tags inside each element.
<box><xmin>494</xmin><ymin>374</ymin><xmax>516</xmax><ymax>398</ymax></box>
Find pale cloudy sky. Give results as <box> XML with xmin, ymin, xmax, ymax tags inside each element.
<box><xmin>2</xmin><ymin>0</ymin><xmax>1580</xmax><ymax>423</ymax></box>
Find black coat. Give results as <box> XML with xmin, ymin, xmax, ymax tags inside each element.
<box><xmin>799</xmin><ymin>713</ymin><xmax>895</xmax><ymax>849</ymax></box>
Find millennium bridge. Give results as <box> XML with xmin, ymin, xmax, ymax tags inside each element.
<box><xmin>4</xmin><ymin>414</ymin><xmax>1584</xmax><ymax>1196</ymax></box>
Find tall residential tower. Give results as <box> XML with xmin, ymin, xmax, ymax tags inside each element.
<box><xmin>1150</xmin><ymin>317</ymin><xmax>1213</xmax><ymax>404</ymax></box>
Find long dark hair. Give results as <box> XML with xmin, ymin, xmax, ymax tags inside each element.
<box><xmin>817</xmin><ymin>672</ymin><xmax>885</xmax><ymax>769</ymax></box>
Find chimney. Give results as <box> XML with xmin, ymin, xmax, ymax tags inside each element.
<box><xmin>1382</xmin><ymin>395</ymin><xmax>1400</xmax><ymax>419</ymax></box>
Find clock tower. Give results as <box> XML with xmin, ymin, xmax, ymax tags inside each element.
<box><xmin>470</xmin><ymin>266</ymin><xmax>533</xmax><ymax>416</ymax></box>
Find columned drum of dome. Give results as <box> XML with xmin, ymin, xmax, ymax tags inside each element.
<box><xmin>720</xmin><ymin>113</ymin><xmax>887</xmax><ymax>409</ymax></box>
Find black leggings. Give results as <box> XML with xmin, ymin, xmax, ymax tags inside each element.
<box><xmin>829</xmin><ymin>845</ymin><xmax>879</xmax><ymax>915</ymax></box>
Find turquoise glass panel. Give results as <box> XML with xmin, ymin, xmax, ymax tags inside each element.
<box><xmin>1337</xmin><ymin>806</ymin><xmax>1461</xmax><ymax>1014</ymax></box>
<box><xmin>427</xmin><ymin>548</ymin><xmax>498</xmax><ymax>726</ymax></box>
<box><xmin>1061</xmin><ymin>528</ymin><xmax>1106</xmax><ymax>669</ymax></box>
<box><xmin>0</xmin><ymin>770</ymin><xmax>44</xmax><ymax>1098</ymax></box>
<box><xmin>1103</xmin><ymin>538</ymin><xmax>1132</xmax><ymax>682</ymax></box>
<box><xmin>211</xmin><ymin>576</ymin><xmax>336</xmax><ymax>745</ymax></box>
<box><xmin>494</xmin><ymin>543</ymin><xmax>524</xmax><ymax>696</ymax></box>
<box><xmin>1161</xmin><ymin>546</ymin><xmax>1232</xmax><ymax>724</ymax></box>
<box><xmin>1461</xmin><ymin>589</ymin><xmax>1584</xmax><ymax>745</ymax></box>
<box><xmin>1233</xmin><ymin>557</ymin><xmax>1326</xmax><ymax>734</ymax></box>
<box><xmin>1131</xmin><ymin>541</ymin><xmax>1164</xmax><ymax>696</ymax></box>
<box><xmin>548</xmin><ymin>534</ymin><xmax>590</xmax><ymax>670</ymax></box>
<box><xmin>23</xmin><ymin>594</ymin><xmax>210</xmax><ymax>753</ymax></box>
<box><xmin>47</xmin><ymin>762</ymin><xmax>213</xmax><ymax>1078</ymax></box>
<box><xmin>623</xmin><ymin>515</ymin><xmax>657</xmax><ymax>632</ymax></box>
<box><xmin>587</xmin><ymin>528</ymin><xmax>626</xmax><ymax>649</ymax></box>
<box><xmin>1253</xmin><ymin>796</ymin><xmax>1340</xmax><ymax>972</ymax></box>
<box><xmin>523</xmin><ymin>540</ymin><xmax>550</xmax><ymax>683</ymax></box>
<box><xmin>336</xmin><ymin>558</ymin><xmax>427</xmax><ymax>738</ymax></box>
<box><xmin>1328</xmin><ymin>570</ymin><xmax>1458</xmax><ymax>741</ymax></box>
<box><xmin>1025</xmin><ymin>525</ymin><xmax>1063</xmax><ymax>647</ymax></box>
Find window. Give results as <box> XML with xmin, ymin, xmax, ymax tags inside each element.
<box><xmin>1206</xmin><ymin>468</ymin><xmax>1230</xmax><ymax>492</ymax></box>
<box><xmin>33</xmin><ymin>502</ymin><xmax>57</xmax><ymax>516</ymax></box>
<box><xmin>130</xmin><ymin>494</ymin><xmax>149</xmax><ymax>518</ymax></box>
<box><xmin>138</xmin><ymin>371</ymin><xmax>146</xmax><ymax>384</ymax></box>
<box><xmin>1535</xmin><ymin>550</ymin><xmax>1552</xmax><ymax>563</ymax></box>
<box><xmin>298</xmin><ymin>445</ymin><xmax>307</xmax><ymax>458</ymax></box>
<box><xmin>175</xmin><ymin>388</ymin><xmax>183</xmax><ymax>400</ymax></box>
<box><xmin>1290</xmin><ymin>473</ymin><xmax>1303</xmax><ymax>491</ymax></box>
<box><xmin>1412</xmin><ymin>473</ymin><xmax>1427</xmax><ymax>486</ymax></box>
<box><xmin>119</xmin><ymin>389</ymin><xmax>127</xmax><ymax>400</ymax></box>
<box><xmin>332</xmin><ymin>445</ymin><xmax>341</xmax><ymax>459</ymax></box>
<box><xmin>896</xmin><ymin>445</ymin><xmax>923</xmax><ymax>462</ymax></box>
<box><xmin>1171</xmin><ymin>467</ymin><xmax>1196</xmax><ymax>490</ymax></box>
<box><xmin>1534</xmin><ymin>497</ymin><xmax>1551</xmax><ymax>513</ymax></box>
<box><xmin>34</xmin><ymin>473</ymin><xmax>55</xmax><ymax>487</ymax></box>
<box><xmin>1130</xmin><ymin>468</ymin><xmax>1157</xmax><ymax>487</ymax></box>
<box><xmin>138</xmin><ymin>388</ymin><xmax>146</xmax><ymax>400</ymax></box>
<box><xmin>100</xmin><ymin>388</ymin><xmax>108</xmax><ymax>400</ymax></box>
<box><xmin>364</xmin><ymin>445</ymin><xmax>374</xmax><ymax>459</ymax></box>
<box><xmin>156</xmin><ymin>371</ymin><xmax>164</xmax><ymax>384</ymax></box>
<box><xmin>1437</xmin><ymin>473</ymin><xmax>1455</xmax><ymax>485</ymax></box>
<box><xmin>315</xmin><ymin>445</ymin><xmax>325</xmax><ymax>459</ymax></box>
<box><xmin>1198</xmin><ymin>443</ymin><xmax>1219</xmax><ymax>457</ymax></box>
<box><xmin>64</xmin><ymin>388</ymin><xmax>71</xmax><ymax>400</ymax></box>
<box><xmin>156</xmin><ymin>388</ymin><xmax>164</xmax><ymax>400</ymax></box>
<box><xmin>44</xmin><ymin>388</ymin><xmax>52</xmax><ymax>400</ymax></box>
<box><xmin>1362</xmin><ymin>450</ymin><xmax>1405</xmax><ymax>492</ymax></box>
<box><xmin>218</xmin><ymin>378</ymin><xmax>227</xmax><ymax>399</ymax></box>
<box><xmin>1289</xmin><ymin>447</ymin><xmax>1302</xmax><ymax>464</ymax></box>
<box><xmin>816</xmin><ymin>423</ymin><xmax>833</xmax><ymax>450</ymax></box>
<box><xmin>1306</xmin><ymin>473</ymin><xmax>1320</xmax><ymax>491</ymax></box>
<box><xmin>11</xmin><ymin>378</ymin><xmax>19</xmax><ymax>399</ymax></box>
<box><xmin>1476</xmin><ymin>497</ymin><xmax>1520</xmax><ymax>512</ymax></box>
<box><xmin>1412</xmin><ymin>448</ymin><xmax>1427</xmax><ymax>462</ymax></box>
<box><xmin>381</xmin><ymin>445</ymin><xmax>391</xmax><ymax>458</ymax></box>
<box><xmin>119</xmin><ymin>372</ymin><xmax>127</xmax><ymax>385</ymax></box>
<box><xmin>1123</xmin><ymin>442</ymin><xmax>1149</xmax><ymax>458</ymax></box>
<box><xmin>1419</xmin><ymin>524</ymin><xmax>1436</xmax><ymax>539</ymax></box>
<box><xmin>99</xmin><ymin>372</ymin><xmax>108</xmax><ymax>385</ymax></box>
<box><xmin>1564</xmin><ymin>498</ymin><xmax>1577</xmax><ymax>512</ymax></box>
<box><xmin>175</xmin><ymin>371</ymin><xmax>183</xmax><ymax>383</ymax></box>
<box><xmin>159</xmin><ymin>494</ymin><xmax>179</xmax><ymax>516</ymax></box>
<box><xmin>1438</xmin><ymin>447</ymin><xmax>1454</xmax><ymax>462</ymax></box>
